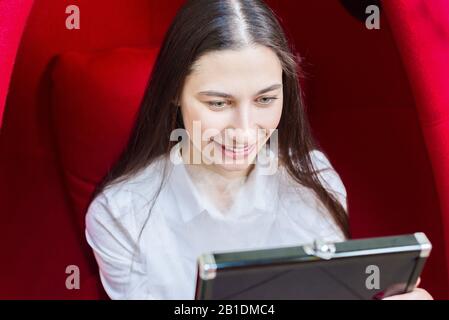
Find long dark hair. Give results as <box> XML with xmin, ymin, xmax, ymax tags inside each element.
<box><xmin>92</xmin><ymin>0</ymin><xmax>351</xmax><ymax>240</ymax></box>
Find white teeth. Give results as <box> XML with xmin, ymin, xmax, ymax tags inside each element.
<box><xmin>223</xmin><ymin>145</ymin><xmax>251</xmax><ymax>152</ymax></box>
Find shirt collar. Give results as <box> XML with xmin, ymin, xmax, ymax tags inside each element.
<box><xmin>166</xmin><ymin>142</ymin><xmax>280</xmax><ymax>223</ymax></box>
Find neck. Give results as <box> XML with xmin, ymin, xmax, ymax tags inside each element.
<box><xmin>180</xmin><ymin>142</ymin><xmax>256</xmax><ymax>214</ymax></box>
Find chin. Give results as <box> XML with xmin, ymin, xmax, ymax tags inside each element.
<box><xmin>217</xmin><ymin>162</ymin><xmax>252</xmax><ymax>172</ymax></box>
<box><xmin>213</xmin><ymin>153</ymin><xmax>258</xmax><ymax>172</ymax></box>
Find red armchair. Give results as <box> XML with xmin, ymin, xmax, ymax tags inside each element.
<box><xmin>0</xmin><ymin>0</ymin><xmax>34</xmax><ymax>127</ymax></box>
<box><xmin>1</xmin><ymin>0</ymin><xmax>448</xmax><ymax>299</ymax></box>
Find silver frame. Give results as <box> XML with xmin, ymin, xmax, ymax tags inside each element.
<box><xmin>197</xmin><ymin>232</ymin><xmax>432</xmax><ymax>282</ymax></box>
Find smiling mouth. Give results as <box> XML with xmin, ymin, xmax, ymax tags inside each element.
<box><xmin>213</xmin><ymin>140</ymin><xmax>256</xmax><ymax>158</ymax></box>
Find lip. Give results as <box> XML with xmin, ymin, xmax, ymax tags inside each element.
<box><xmin>214</xmin><ymin>141</ymin><xmax>256</xmax><ymax>158</ymax></box>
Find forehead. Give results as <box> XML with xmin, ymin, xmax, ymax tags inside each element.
<box><xmin>186</xmin><ymin>45</ymin><xmax>283</xmax><ymax>92</ymax></box>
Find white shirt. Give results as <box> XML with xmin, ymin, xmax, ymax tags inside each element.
<box><xmin>85</xmin><ymin>142</ymin><xmax>348</xmax><ymax>299</ymax></box>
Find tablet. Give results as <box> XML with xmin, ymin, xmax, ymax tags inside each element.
<box><xmin>195</xmin><ymin>232</ymin><xmax>431</xmax><ymax>300</ymax></box>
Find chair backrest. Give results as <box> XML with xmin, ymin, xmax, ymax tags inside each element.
<box><xmin>0</xmin><ymin>0</ymin><xmax>34</xmax><ymax>127</ymax></box>
<box><xmin>51</xmin><ymin>47</ymin><xmax>160</xmax><ymax>231</ymax></box>
<box><xmin>0</xmin><ymin>0</ymin><xmax>182</xmax><ymax>299</ymax></box>
<box><xmin>2</xmin><ymin>0</ymin><xmax>448</xmax><ymax>299</ymax></box>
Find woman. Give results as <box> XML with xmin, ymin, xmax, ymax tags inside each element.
<box><xmin>85</xmin><ymin>0</ymin><xmax>432</xmax><ymax>300</ymax></box>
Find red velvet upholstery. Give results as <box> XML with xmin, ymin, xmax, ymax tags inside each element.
<box><xmin>383</xmin><ymin>0</ymin><xmax>449</xmax><ymax>286</ymax></box>
<box><xmin>270</xmin><ymin>0</ymin><xmax>449</xmax><ymax>298</ymax></box>
<box><xmin>1</xmin><ymin>0</ymin><xmax>448</xmax><ymax>299</ymax></box>
<box><xmin>0</xmin><ymin>0</ymin><xmax>184</xmax><ymax>299</ymax></box>
<box><xmin>0</xmin><ymin>0</ymin><xmax>34</xmax><ymax>127</ymax></box>
<box><xmin>51</xmin><ymin>47</ymin><xmax>159</xmax><ymax>231</ymax></box>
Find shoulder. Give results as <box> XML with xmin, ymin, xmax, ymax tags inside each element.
<box><xmin>308</xmin><ymin>149</ymin><xmax>338</xmax><ymax>176</ymax></box>
<box><xmin>84</xmin><ymin>158</ymin><xmax>170</xmax><ymax>299</ymax></box>
<box><xmin>278</xmin><ymin>149</ymin><xmax>348</xmax><ymax>242</ymax></box>
<box><xmin>308</xmin><ymin>149</ymin><xmax>347</xmax><ymax>212</ymax></box>
<box><xmin>86</xmin><ymin>154</ymin><xmax>169</xmax><ymax>225</ymax></box>
<box><xmin>281</xmin><ymin>149</ymin><xmax>347</xmax><ymax>207</ymax></box>
<box><xmin>103</xmin><ymin>154</ymin><xmax>168</xmax><ymax>202</ymax></box>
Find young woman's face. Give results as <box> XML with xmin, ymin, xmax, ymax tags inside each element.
<box><xmin>179</xmin><ymin>44</ymin><xmax>283</xmax><ymax>176</ymax></box>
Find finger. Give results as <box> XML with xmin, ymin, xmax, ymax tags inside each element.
<box><xmin>382</xmin><ymin>288</ymin><xmax>433</xmax><ymax>300</ymax></box>
<box><xmin>382</xmin><ymin>292</ymin><xmax>414</xmax><ymax>300</ymax></box>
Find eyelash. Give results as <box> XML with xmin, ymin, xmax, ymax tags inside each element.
<box><xmin>207</xmin><ymin>96</ymin><xmax>278</xmax><ymax>109</ymax></box>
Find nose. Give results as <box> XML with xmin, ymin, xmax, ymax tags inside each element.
<box><xmin>228</xmin><ymin>103</ymin><xmax>257</xmax><ymax>145</ymax></box>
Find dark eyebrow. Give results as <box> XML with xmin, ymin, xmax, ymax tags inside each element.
<box><xmin>198</xmin><ymin>83</ymin><xmax>282</xmax><ymax>98</ymax></box>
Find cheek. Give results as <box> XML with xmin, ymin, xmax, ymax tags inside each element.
<box><xmin>181</xmin><ymin>101</ymin><xmax>228</xmax><ymax>141</ymax></box>
<box><xmin>255</xmin><ymin>101</ymin><xmax>283</xmax><ymax>130</ymax></box>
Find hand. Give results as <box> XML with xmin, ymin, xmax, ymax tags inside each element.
<box><xmin>382</xmin><ymin>277</ymin><xmax>434</xmax><ymax>300</ymax></box>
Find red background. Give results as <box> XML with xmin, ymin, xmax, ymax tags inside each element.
<box><xmin>1</xmin><ymin>0</ymin><xmax>448</xmax><ymax>299</ymax></box>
